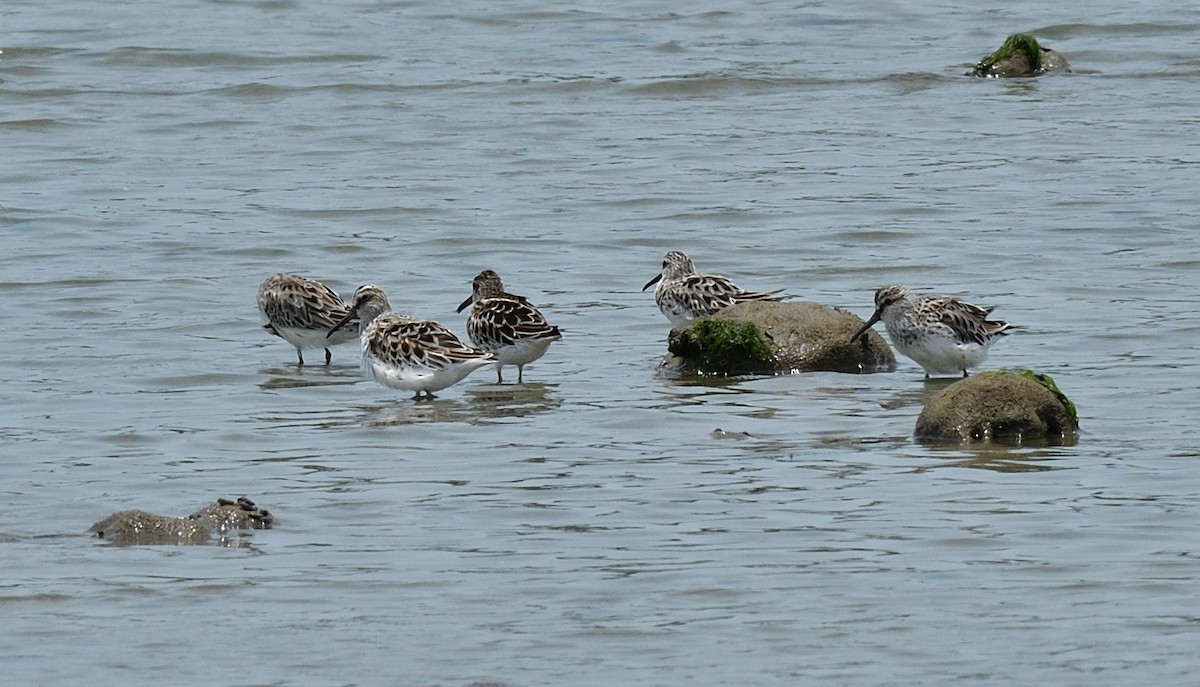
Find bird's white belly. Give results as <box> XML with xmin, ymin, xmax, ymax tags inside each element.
<box><xmin>893</xmin><ymin>334</ymin><xmax>988</xmax><ymax>377</ymax></box>
<box><xmin>492</xmin><ymin>337</ymin><xmax>556</xmax><ymax>367</ymax></box>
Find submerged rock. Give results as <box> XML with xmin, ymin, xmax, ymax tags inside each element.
<box><xmin>915</xmin><ymin>370</ymin><xmax>1079</xmax><ymax>443</ymax></box>
<box><xmin>89</xmin><ymin>510</ymin><xmax>212</xmax><ymax>546</ymax></box>
<box><xmin>189</xmin><ymin>496</ymin><xmax>276</xmax><ymax>531</ymax></box>
<box><xmin>662</xmin><ymin>301</ymin><xmax>895</xmax><ymax>375</ymax></box>
<box><xmin>90</xmin><ymin>497</ymin><xmax>275</xmax><ymax>546</ymax></box>
<box><xmin>971</xmin><ymin>33</ymin><xmax>1070</xmax><ymax>77</ymax></box>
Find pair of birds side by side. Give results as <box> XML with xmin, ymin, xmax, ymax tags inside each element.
<box><xmin>642</xmin><ymin>250</ymin><xmax>1011</xmax><ymax>379</ymax></box>
<box><xmin>257</xmin><ymin>271</ymin><xmax>561</xmax><ymax>399</ymax></box>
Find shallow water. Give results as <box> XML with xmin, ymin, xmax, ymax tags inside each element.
<box><xmin>3</xmin><ymin>1</ymin><xmax>1199</xmax><ymax>685</ymax></box>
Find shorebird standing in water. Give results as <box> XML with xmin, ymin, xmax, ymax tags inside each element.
<box><xmin>329</xmin><ymin>284</ymin><xmax>494</xmax><ymax>399</ymax></box>
<box><xmin>257</xmin><ymin>272</ymin><xmax>357</xmax><ymax>365</ymax></box>
<box><xmin>456</xmin><ymin>269</ymin><xmax>562</xmax><ymax>383</ymax></box>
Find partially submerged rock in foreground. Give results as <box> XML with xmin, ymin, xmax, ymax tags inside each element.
<box><xmin>915</xmin><ymin>370</ymin><xmax>1079</xmax><ymax>444</ymax></box>
<box><xmin>662</xmin><ymin>301</ymin><xmax>895</xmax><ymax>376</ymax></box>
<box><xmin>971</xmin><ymin>33</ymin><xmax>1070</xmax><ymax>77</ymax></box>
<box><xmin>90</xmin><ymin>497</ymin><xmax>275</xmax><ymax>546</ymax></box>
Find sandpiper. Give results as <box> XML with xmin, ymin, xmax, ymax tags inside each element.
<box><xmin>642</xmin><ymin>250</ymin><xmax>784</xmax><ymax>326</ymax></box>
<box><xmin>328</xmin><ymin>284</ymin><xmax>494</xmax><ymax>399</ymax></box>
<box><xmin>257</xmin><ymin>272</ymin><xmax>357</xmax><ymax>365</ymax></box>
<box><xmin>850</xmin><ymin>284</ymin><xmax>1011</xmax><ymax>378</ymax></box>
<box><xmin>456</xmin><ymin>270</ymin><xmax>562</xmax><ymax>383</ymax></box>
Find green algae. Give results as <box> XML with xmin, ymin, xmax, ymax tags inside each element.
<box><xmin>668</xmin><ymin>318</ymin><xmax>775</xmax><ymax>375</ymax></box>
<box><xmin>1017</xmin><ymin>370</ymin><xmax>1079</xmax><ymax>429</ymax></box>
<box><xmin>973</xmin><ymin>33</ymin><xmax>1042</xmax><ymax>77</ymax></box>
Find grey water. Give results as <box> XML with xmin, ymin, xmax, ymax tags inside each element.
<box><xmin>2</xmin><ymin>1</ymin><xmax>1199</xmax><ymax>685</ymax></box>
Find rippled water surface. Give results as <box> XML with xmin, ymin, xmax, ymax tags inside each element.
<box><xmin>3</xmin><ymin>1</ymin><xmax>1199</xmax><ymax>685</ymax></box>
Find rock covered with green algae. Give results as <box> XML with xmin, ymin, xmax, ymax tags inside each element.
<box><xmin>89</xmin><ymin>497</ymin><xmax>275</xmax><ymax>546</ymax></box>
<box><xmin>667</xmin><ymin>318</ymin><xmax>774</xmax><ymax>376</ymax></box>
<box><xmin>972</xmin><ymin>33</ymin><xmax>1070</xmax><ymax>78</ymax></box>
<box><xmin>663</xmin><ymin>301</ymin><xmax>895</xmax><ymax>375</ymax></box>
<box><xmin>915</xmin><ymin>370</ymin><xmax>1079</xmax><ymax>443</ymax></box>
